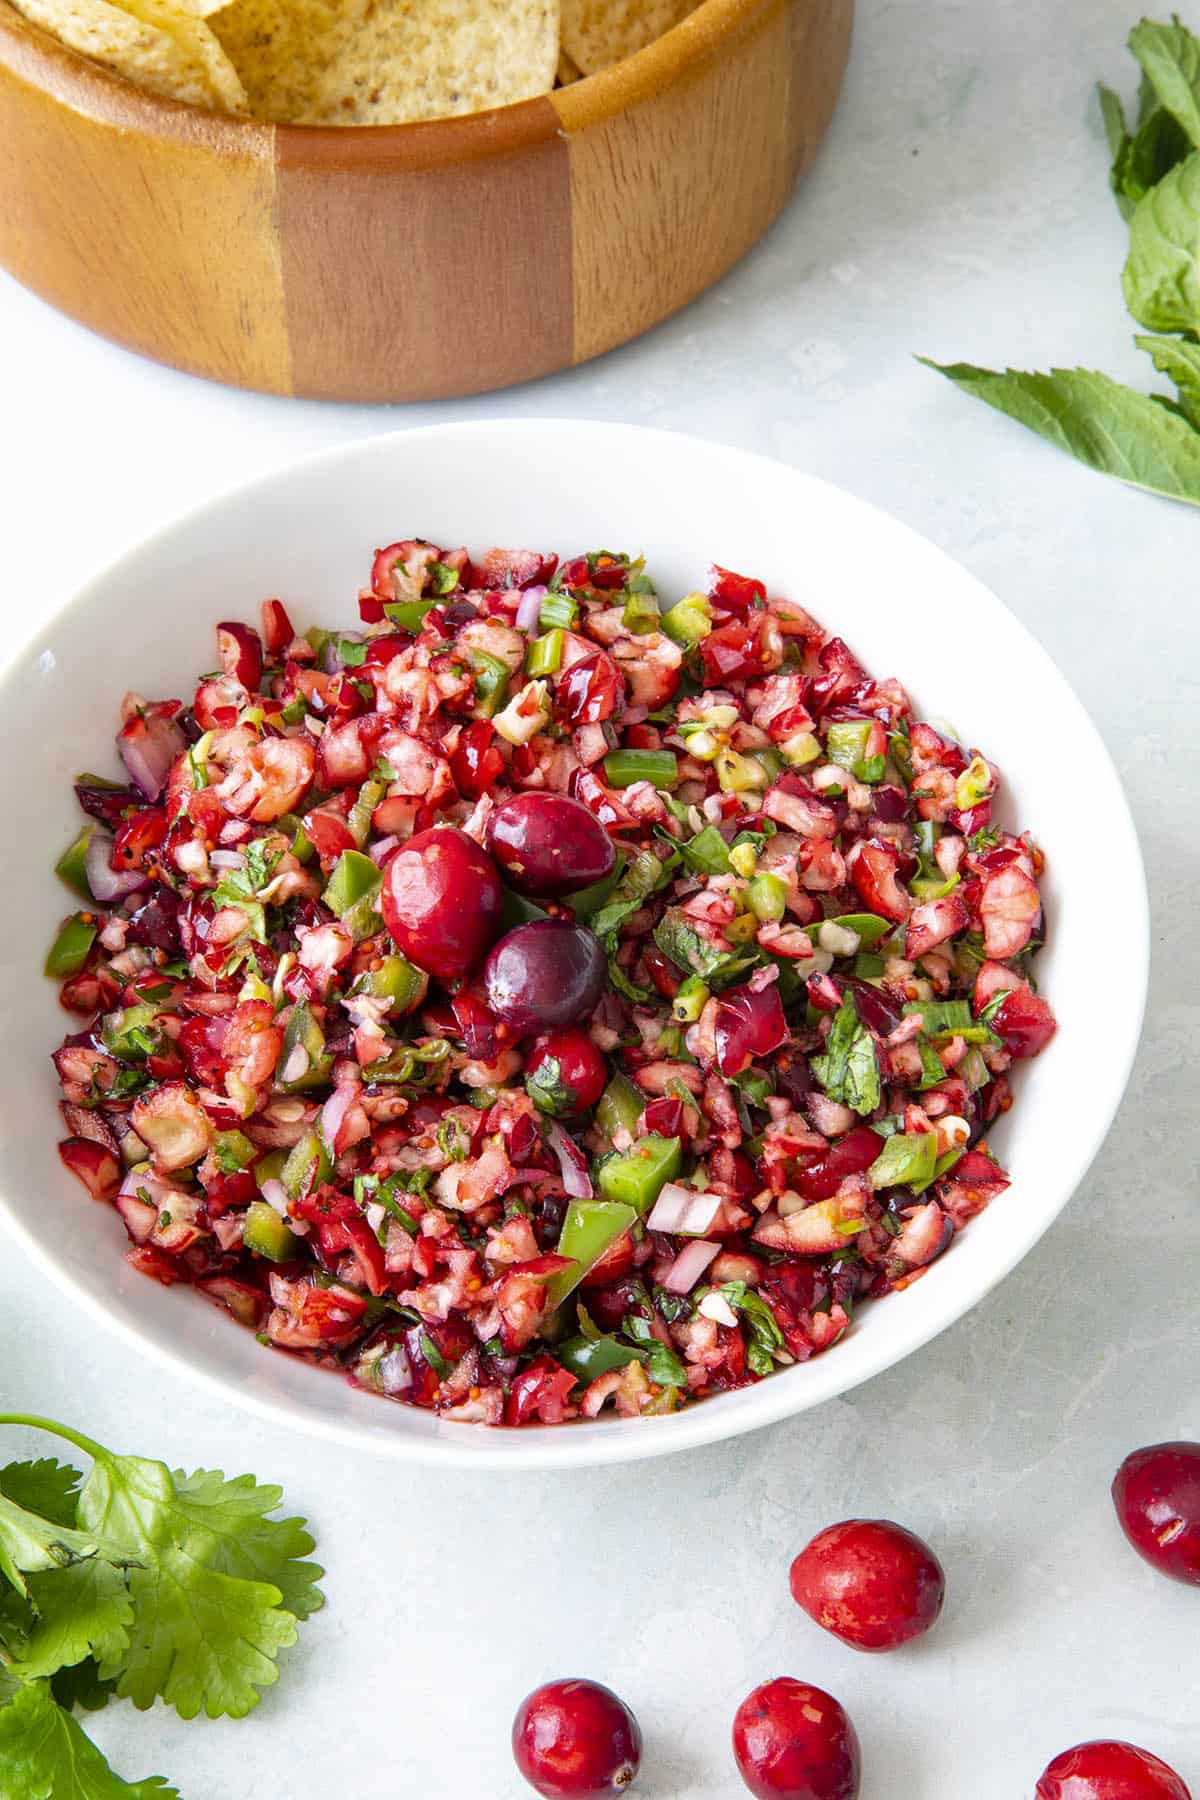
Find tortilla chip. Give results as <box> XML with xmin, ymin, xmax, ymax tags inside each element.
<box><xmin>556</xmin><ymin>45</ymin><xmax>581</xmax><ymax>85</ymax></box>
<box><xmin>215</xmin><ymin>0</ymin><xmax>559</xmax><ymax>126</ymax></box>
<box><xmin>562</xmin><ymin>0</ymin><xmax>695</xmax><ymax>75</ymax></box>
<box><xmin>9</xmin><ymin>0</ymin><xmax>231</xmax><ymax>103</ymax></box>
<box><xmin>106</xmin><ymin>0</ymin><xmax>247</xmax><ymax>107</ymax></box>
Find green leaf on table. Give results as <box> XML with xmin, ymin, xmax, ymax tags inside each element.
<box><xmin>1136</xmin><ymin>330</ymin><xmax>1200</xmax><ymax>423</ymax></box>
<box><xmin>0</xmin><ymin>1462</ymin><xmax>83</xmax><ymax>1532</ymax></box>
<box><xmin>919</xmin><ymin>359</ymin><xmax>1200</xmax><ymax>505</ymax></box>
<box><xmin>0</xmin><ymin>1494</ymin><xmax>97</xmax><ymax>1599</ymax></box>
<box><xmin>75</xmin><ymin>1451</ymin><xmax>302</xmax><ymax>1719</ymax></box>
<box><xmin>165</xmin><ymin>1468</ymin><xmax>324</xmax><ymax>1624</ymax></box>
<box><xmin>0</xmin><ymin>1682</ymin><xmax>178</xmax><ymax>1800</ymax></box>
<box><xmin>11</xmin><ymin>1560</ymin><xmax>132</xmax><ymax>1683</ymax></box>
<box><xmin>50</xmin><ymin>1658</ymin><xmax>118</xmax><ymax>1715</ymax></box>
<box><xmin>1129</xmin><ymin>15</ymin><xmax>1200</xmax><ymax>149</ymax></box>
<box><xmin>1123</xmin><ymin>149</ymin><xmax>1200</xmax><ymax>331</ymax></box>
<box><xmin>1118</xmin><ymin>104</ymin><xmax>1190</xmax><ymax>213</ymax></box>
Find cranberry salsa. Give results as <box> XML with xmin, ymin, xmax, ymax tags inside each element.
<box><xmin>46</xmin><ymin>541</ymin><xmax>1057</xmax><ymax>1428</ymax></box>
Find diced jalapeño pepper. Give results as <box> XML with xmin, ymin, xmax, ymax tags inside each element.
<box><xmin>661</xmin><ymin>593</ymin><xmax>713</xmax><ymax>647</ymax></box>
<box><xmin>45</xmin><ymin>913</ymin><xmax>98</xmax><ymax>979</ymax></box>
<box><xmin>323</xmin><ymin>849</ymin><xmax>382</xmax><ymax>919</ymax></box>
<box><xmin>672</xmin><ymin>976</ymin><xmax>709</xmax><ymax>1024</ymax></box>
<box><xmin>356</xmin><ymin>953</ymin><xmax>426</xmax><ymax>1013</ymax></box>
<box><xmin>276</xmin><ymin>1000</ymin><xmax>333</xmax><ymax>1091</ymax></box>
<box><xmin>747</xmin><ymin>871</ymin><xmax>787</xmax><ymax>921</ymax></box>
<box><xmin>595</xmin><ymin>1073</ymin><xmax>644</xmax><ymax>1140</ymax></box>
<box><xmin>55</xmin><ymin>826</ymin><xmax>95</xmax><ymax>901</ymax></box>
<box><xmin>546</xmin><ymin>1200</ymin><xmax>638</xmax><ymax>1309</ymax></box>
<box><xmin>281</xmin><ymin>1128</ymin><xmax>332</xmax><ymax>1199</ymax></box>
<box><xmin>597</xmin><ymin>1134</ymin><xmax>682</xmax><ymax>1214</ymax></box>
<box><xmin>556</xmin><ymin>1334</ymin><xmax>642</xmax><ymax>1385</ymax></box>
<box><xmin>603</xmin><ymin>749</ymin><xmax>678</xmax><ymax>789</ymax></box>
<box><xmin>347</xmin><ymin>778</ymin><xmax>385</xmax><ymax>849</ymax></box>
<box><xmin>243</xmin><ymin>1199</ymin><xmax>302</xmax><ymax>1262</ymax></box>
<box><xmin>826</xmin><ymin>720</ymin><xmax>872</xmax><ymax>772</ymax></box>
<box><xmin>468</xmin><ymin>650</ymin><xmax>510</xmax><ymax>719</ymax></box>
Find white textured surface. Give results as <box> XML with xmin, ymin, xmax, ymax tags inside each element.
<box><xmin>0</xmin><ymin>0</ymin><xmax>1196</xmax><ymax>1793</ymax></box>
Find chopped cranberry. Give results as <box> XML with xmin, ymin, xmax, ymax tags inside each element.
<box><xmin>701</xmin><ymin>617</ymin><xmax>776</xmax><ymax>684</ymax></box>
<box><xmin>558</xmin><ymin>650</ymin><xmax>623</xmax><ymax>725</ymax></box>
<box><xmin>714</xmin><ymin>983</ymin><xmax>787</xmax><ymax>1077</ymax></box>
<box><xmin>1112</xmin><ymin>1442</ymin><xmax>1200</xmax><ymax>1587</ymax></box>
<box><xmin>709</xmin><ymin>564</ymin><xmax>767</xmax><ymax>610</ymax></box>
<box><xmin>451</xmin><ymin>719</ymin><xmax>505</xmax><ymax>799</ymax></box>
<box><xmin>732</xmin><ymin>1678</ymin><xmax>860</xmax><ymax>1800</ymax></box>
<box><xmin>513</xmin><ymin>1678</ymin><xmax>642</xmax><ymax>1796</ymax></box>
<box><xmin>789</xmin><ymin>1519</ymin><xmax>945</xmax><ymax>1651</ymax></box>
<box><xmin>794</xmin><ymin>1129</ymin><xmax>884</xmax><ymax>1202</ymax></box>
<box><xmin>216</xmin><ymin>620</ymin><xmax>263</xmax><ymax>690</ymax></box>
<box><xmin>1035</xmin><ymin>1741</ymin><xmax>1191</xmax><ymax>1800</ymax></box>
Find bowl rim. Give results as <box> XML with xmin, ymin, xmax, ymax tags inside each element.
<box><xmin>0</xmin><ymin>419</ymin><xmax>1150</xmax><ymax>1470</ymax></box>
<box><xmin>0</xmin><ymin>0</ymin><xmax>785</xmax><ymax>151</ymax></box>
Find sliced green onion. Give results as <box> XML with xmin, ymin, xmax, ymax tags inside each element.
<box><xmin>622</xmin><ymin>591</ymin><xmax>660</xmax><ymax>635</ymax></box>
<box><xmin>604</xmin><ymin>749</ymin><xmax>678</xmax><ymax>789</ymax></box>
<box><xmin>747</xmin><ymin>871</ymin><xmax>787</xmax><ymax>921</ymax></box>
<box><xmin>661</xmin><ymin>593</ymin><xmax>713</xmax><ymax>647</ymax></box>
<box><xmin>346</xmin><ymin>777</ymin><xmax>385</xmax><ymax>849</ymax></box>
<box><xmin>672</xmin><ymin>976</ymin><xmax>710</xmax><ymax>1024</ymax></box>
<box><xmin>539</xmin><ymin>591</ymin><xmax>578</xmax><ymax>631</ymax></box>
<box><xmin>525</xmin><ymin>629</ymin><xmax>564</xmax><ymax>677</ymax></box>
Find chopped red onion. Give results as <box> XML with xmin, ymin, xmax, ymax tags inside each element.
<box><xmin>260</xmin><ymin>1178</ymin><xmax>290</xmax><ymax>1217</ymax></box>
<box><xmin>546</xmin><ymin>1121</ymin><xmax>593</xmax><ymax>1199</ymax></box>
<box><xmin>321</xmin><ymin>1084</ymin><xmax>355</xmax><ymax>1151</ymax></box>
<box><xmin>117</xmin><ymin>712</ymin><xmax>185</xmax><ymax>801</ymax></box>
<box><xmin>662</xmin><ymin>1238</ymin><xmax>720</xmax><ymax>1294</ymax></box>
<box><xmin>369</xmin><ymin>835</ymin><xmax>399</xmax><ymax>866</ymax></box>
<box><xmin>515</xmin><ymin>587</ymin><xmax>547</xmax><ymax>633</ymax></box>
<box><xmin>647</xmin><ymin>1182</ymin><xmax>723</xmax><ymax>1235</ymax></box>
<box><xmin>84</xmin><ymin>832</ymin><xmax>150</xmax><ymax>904</ymax></box>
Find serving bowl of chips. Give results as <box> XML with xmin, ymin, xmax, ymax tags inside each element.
<box><xmin>0</xmin><ymin>0</ymin><xmax>853</xmax><ymax>400</ymax></box>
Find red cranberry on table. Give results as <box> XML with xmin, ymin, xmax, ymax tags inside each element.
<box><xmin>380</xmin><ymin>825</ymin><xmax>502</xmax><ymax>981</ymax></box>
<box><xmin>484</xmin><ymin>919</ymin><xmax>606</xmax><ymax>1035</ymax></box>
<box><xmin>788</xmin><ymin>1518</ymin><xmax>945</xmax><ymax>1652</ymax></box>
<box><xmin>1035</xmin><ymin>1739</ymin><xmax>1192</xmax><ymax>1800</ymax></box>
<box><xmin>512</xmin><ymin>1678</ymin><xmax>642</xmax><ymax>1796</ymax></box>
<box><xmin>732</xmin><ymin>1678</ymin><xmax>860</xmax><ymax>1800</ymax></box>
<box><xmin>1112</xmin><ymin>1442</ymin><xmax>1200</xmax><ymax>1586</ymax></box>
<box><xmin>488</xmin><ymin>792</ymin><xmax>617</xmax><ymax>897</ymax></box>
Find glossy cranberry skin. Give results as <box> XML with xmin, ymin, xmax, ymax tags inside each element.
<box><xmin>1112</xmin><ymin>1442</ymin><xmax>1200</xmax><ymax>1586</ymax></box>
<box><xmin>789</xmin><ymin>1519</ymin><xmax>945</xmax><ymax>1652</ymax></box>
<box><xmin>558</xmin><ymin>650</ymin><xmax>622</xmax><ymax>724</ymax></box>
<box><xmin>732</xmin><ymin>1679</ymin><xmax>860</xmax><ymax>1800</ymax></box>
<box><xmin>380</xmin><ymin>825</ymin><xmax>502</xmax><ymax>981</ymax></box>
<box><xmin>488</xmin><ymin>793</ymin><xmax>617</xmax><ymax>898</ymax></box>
<box><xmin>794</xmin><ymin>1129</ymin><xmax>884</xmax><ymax>1202</ymax></box>
<box><xmin>1035</xmin><ymin>1740</ymin><xmax>1191</xmax><ymax>1800</ymax></box>
<box><xmin>714</xmin><ymin>983</ymin><xmax>788</xmax><ymax>1077</ymax></box>
<box><xmin>513</xmin><ymin>1678</ymin><xmax>642</xmax><ymax>1796</ymax></box>
<box><xmin>527</xmin><ymin>1031</ymin><xmax>608</xmax><ymax>1115</ymax></box>
<box><xmin>484</xmin><ymin>920</ymin><xmax>606</xmax><ymax>1035</ymax></box>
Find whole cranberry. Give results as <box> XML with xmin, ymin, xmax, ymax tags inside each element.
<box><xmin>526</xmin><ymin>1030</ymin><xmax>608</xmax><ymax>1117</ymax></box>
<box><xmin>380</xmin><ymin>825</ymin><xmax>502</xmax><ymax>981</ymax></box>
<box><xmin>1112</xmin><ymin>1442</ymin><xmax>1200</xmax><ymax>1586</ymax></box>
<box><xmin>1035</xmin><ymin>1740</ymin><xmax>1191</xmax><ymax>1799</ymax></box>
<box><xmin>732</xmin><ymin>1678</ymin><xmax>860</xmax><ymax>1800</ymax></box>
<box><xmin>789</xmin><ymin>1518</ymin><xmax>945</xmax><ymax>1652</ymax></box>
<box><xmin>512</xmin><ymin>1678</ymin><xmax>642</xmax><ymax>1796</ymax></box>
<box><xmin>488</xmin><ymin>793</ymin><xmax>616</xmax><ymax>897</ymax></box>
<box><xmin>484</xmin><ymin>919</ymin><xmax>606</xmax><ymax>1035</ymax></box>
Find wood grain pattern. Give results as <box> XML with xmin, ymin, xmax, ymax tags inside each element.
<box><xmin>275</xmin><ymin>98</ymin><xmax>573</xmax><ymax>403</ymax></box>
<box><xmin>0</xmin><ymin>0</ymin><xmax>853</xmax><ymax>401</ymax></box>
<box><xmin>0</xmin><ymin>6</ymin><xmax>288</xmax><ymax>390</ymax></box>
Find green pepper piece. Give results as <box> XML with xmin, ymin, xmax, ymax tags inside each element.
<box><xmin>281</xmin><ymin>1128</ymin><xmax>332</xmax><ymax>1199</ymax></box>
<box><xmin>661</xmin><ymin>594</ymin><xmax>713</xmax><ymax>647</ymax></box>
<box><xmin>243</xmin><ymin>1199</ymin><xmax>302</xmax><ymax>1262</ymax></box>
<box><xmin>468</xmin><ymin>649</ymin><xmax>511</xmax><ymax>719</ymax></box>
<box><xmin>597</xmin><ymin>1134</ymin><xmax>682</xmax><ymax>1214</ymax></box>
<box><xmin>556</xmin><ymin>1334</ymin><xmax>643</xmax><ymax>1385</ymax></box>
<box><xmin>277</xmin><ymin>814</ymin><xmax>315</xmax><ymax>864</ymax></box>
<box><xmin>621</xmin><ymin>591</ymin><xmax>660</xmax><ymax>635</ymax></box>
<box><xmin>869</xmin><ymin>1131</ymin><xmax>939</xmax><ymax>1191</ymax></box>
<box><xmin>323</xmin><ymin>849</ymin><xmax>382</xmax><ymax>919</ymax></box>
<box><xmin>828</xmin><ymin>913</ymin><xmax>893</xmax><ymax>945</ymax></box>
<box><xmin>525</xmin><ymin>630</ymin><xmax>564</xmax><ymax>678</ymax></box>
<box><xmin>276</xmin><ymin>999</ymin><xmax>333</xmax><ymax>1091</ymax></box>
<box><xmin>357</xmin><ymin>953</ymin><xmax>426</xmax><ymax>1013</ymax></box>
<box><xmin>212</xmin><ymin>1128</ymin><xmax>257</xmax><ymax>1173</ymax></box>
<box><xmin>752</xmin><ymin>747</ymin><xmax>784</xmax><ymax>783</ymax></box>
<box><xmin>603</xmin><ymin>749</ymin><xmax>678</xmax><ymax>789</ymax></box>
<box><xmin>383</xmin><ymin>598</ymin><xmax>436</xmax><ymax>634</ymax></box>
<box><xmin>747</xmin><ymin>871</ymin><xmax>787</xmax><ymax>921</ymax></box>
<box><xmin>347</xmin><ymin>778</ymin><xmax>385</xmax><ymax>849</ymax></box>
<box><xmin>672</xmin><ymin>976</ymin><xmax>709</xmax><ymax>1024</ymax></box>
<box><xmin>595</xmin><ymin>1073</ymin><xmax>644</xmax><ymax>1140</ymax></box>
<box><xmin>546</xmin><ymin>1200</ymin><xmax>638</xmax><ymax>1309</ymax></box>
<box><xmin>254</xmin><ymin>1149</ymin><xmax>287</xmax><ymax>1190</ymax></box>
<box><xmin>55</xmin><ymin>826</ymin><xmax>95</xmax><ymax>901</ymax></box>
<box><xmin>826</xmin><ymin>720</ymin><xmax>872</xmax><ymax>772</ymax></box>
<box><xmin>45</xmin><ymin>913</ymin><xmax>98</xmax><ymax>979</ymax></box>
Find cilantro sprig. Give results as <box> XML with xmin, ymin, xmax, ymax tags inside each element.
<box><xmin>0</xmin><ymin>1416</ymin><xmax>323</xmax><ymax>1794</ymax></box>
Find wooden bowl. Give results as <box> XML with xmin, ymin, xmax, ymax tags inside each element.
<box><xmin>0</xmin><ymin>0</ymin><xmax>853</xmax><ymax>400</ymax></box>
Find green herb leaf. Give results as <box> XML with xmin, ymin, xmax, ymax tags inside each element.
<box><xmin>0</xmin><ymin>1682</ymin><xmax>178</xmax><ymax>1800</ymax></box>
<box><xmin>718</xmin><ymin>1282</ymin><xmax>786</xmax><ymax>1377</ymax></box>
<box><xmin>810</xmin><ymin>997</ymin><xmax>881</xmax><ymax>1116</ymax></box>
<box><xmin>0</xmin><ymin>1496</ymin><xmax>97</xmax><ymax>1601</ymax></box>
<box><xmin>1129</xmin><ymin>16</ymin><xmax>1200</xmax><ymax>149</ymax></box>
<box><xmin>12</xmin><ymin>1561</ymin><xmax>132</xmax><ymax>1684</ymax></box>
<box><xmin>1123</xmin><ymin>148</ymin><xmax>1200</xmax><ymax>333</ymax></box>
<box><xmin>920</xmin><ymin>358</ymin><xmax>1200</xmax><ymax>506</ymax></box>
<box><xmin>620</xmin><ymin>1315</ymin><xmax>688</xmax><ymax>1388</ymax></box>
<box><xmin>161</xmin><ymin>1469</ymin><xmax>324</xmax><ymax>1625</ymax></box>
<box><xmin>1136</xmin><ymin>330</ymin><xmax>1200</xmax><ymax>425</ymax></box>
<box><xmin>0</xmin><ymin>1462</ymin><xmax>82</xmax><ymax>1532</ymax></box>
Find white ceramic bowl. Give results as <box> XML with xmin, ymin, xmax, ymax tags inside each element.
<box><xmin>0</xmin><ymin>422</ymin><xmax>1148</xmax><ymax>1469</ymax></box>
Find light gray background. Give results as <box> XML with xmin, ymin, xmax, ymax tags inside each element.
<box><xmin>1</xmin><ymin>0</ymin><xmax>1196</xmax><ymax>1793</ymax></box>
